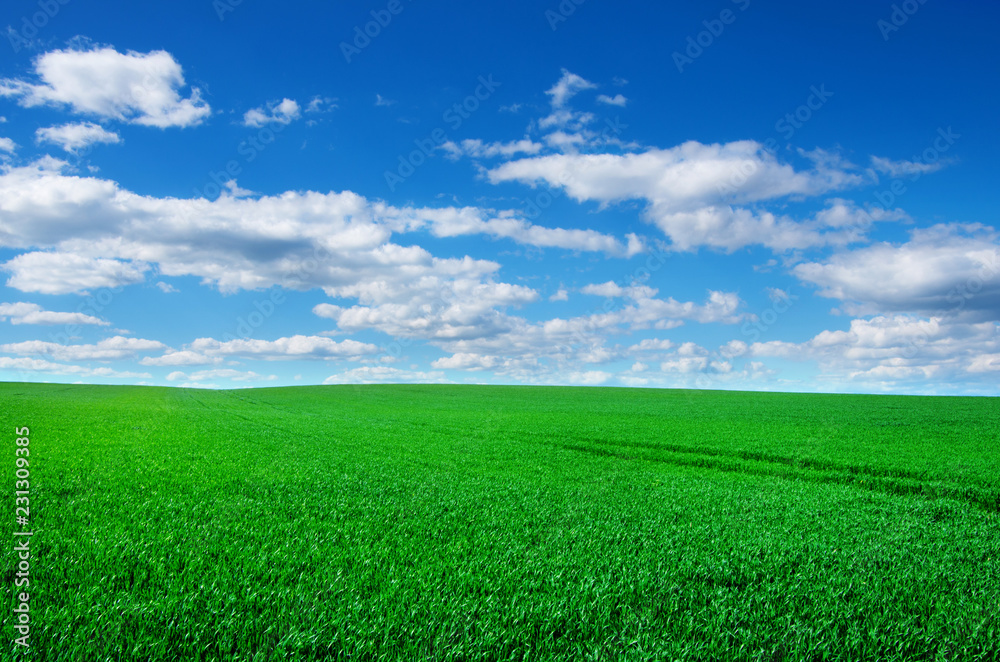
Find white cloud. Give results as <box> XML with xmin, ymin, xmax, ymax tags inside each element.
<box><xmin>0</xmin><ymin>160</ymin><xmax>636</xmax><ymax>311</ymax></box>
<box><xmin>1</xmin><ymin>336</ymin><xmax>165</xmax><ymax>361</ymax></box>
<box><xmin>314</xmin><ymin>280</ymin><xmax>538</xmax><ymax>341</ymax></box>
<box><xmin>431</xmin><ymin>353</ymin><xmax>500</xmax><ymax>371</ymax></box>
<box><xmin>794</xmin><ymin>224</ymin><xmax>1000</xmax><ymax>317</ymax></box>
<box><xmin>628</xmin><ymin>338</ymin><xmax>675</xmax><ymax>353</ymax></box>
<box><xmin>156</xmin><ymin>281</ymin><xmax>178</xmax><ymax>293</ymax></box>
<box><xmin>166</xmin><ymin>368</ymin><xmax>276</xmax><ymax>382</ymax></box>
<box><xmin>3</xmin><ymin>252</ymin><xmax>148</xmax><ymax>295</ymax></box>
<box><xmin>486</xmin><ymin>141</ymin><xmax>865</xmax><ymax>251</ymax></box>
<box><xmin>538</xmin><ymin>110</ymin><xmax>596</xmax><ymax>132</ymax></box>
<box><xmin>188</xmin><ymin>335</ymin><xmax>379</xmax><ymax>361</ymax></box>
<box><xmin>423</xmin><ymin>289</ymin><xmax>743</xmax><ymax>384</ymax></box>
<box><xmin>870</xmin><ymin>156</ymin><xmax>947</xmax><ymax>178</ymax></box>
<box><xmin>375</xmin><ymin>94</ymin><xmax>395</xmax><ymax>107</ymax></box>
<box><xmin>0</xmin><ymin>46</ymin><xmax>210</xmax><ymax>128</ymax></box>
<box><xmin>0</xmin><ymin>302</ymin><xmax>108</xmax><ymax>326</ymax></box>
<box><xmin>546</xmin><ymin>69</ymin><xmax>597</xmax><ymax>109</ymax></box>
<box><xmin>967</xmin><ymin>354</ymin><xmax>1000</xmax><ymax>373</ymax></box>
<box><xmin>323</xmin><ymin>366</ymin><xmax>448</xmax><ymax>384</ymax></box>
<box><xmin>549</xmin><ymin>288</ymin><xmax>568</xmax><ymax>302</ymax></box>
<box><xmin>139</xmin><ymin>350</ymin><xmax>221</xmax><ymax>367</ymax></box>
<box><xmin>580</xmin><ymin>284</ymin><xmax>744</xmax><ymax>324</ymax></box>
<box><xmin>596</xmin><ymin>94</ymin><xmax>627</xmax><ymax>107</ymax></box>
<box><xmin>749</xmin><ymin>315</ymin><xmax>1000</xmax><ymax>389</ymax></box>
<box><xmin>0</xmin><ymin>356</ymin><xmax>150</xmax><ymax>379</ymax></box>
<box><xmin>536</xmin><ymin>70</ymin><xmax>603</xmax><ymax>136</ymax></box>
<box><xmin>0</xmin><ymin>137</ymin><xmax>16</xmax><ymax>153</ymax></box>
<box><xmin>413</xmin><ymin>207</ymin><xmax>643</xmax><ymax>258</ymax></box>
<box><xmin>35</xmin><ymin>122</ymin><xmax>121</xmax><ymax>152</ymax></box>
<box><xmin>580</xmin><ymin>281</ymin><xmax>648</xmax><ymax>298</ymax></box>
<box><xmin>243</xmin><ymin>98</ymin><xmax>301</xmax><ymax>127</ymax></box>
<box><xmin>487</xmin><ymin>142</ymin><xmax>854</xmax><ymax>207</ymax></box>
<box><xmin>566</xmin><ymin>370</ymin><xmax>611</xmax><ymax>385</ymax></box>
<box><xmin>0</xmin><ymin>157</ymin><xmax>124</xmax><ymax>249</ymax></box>
<box><xmin>440</xmin><ymin>138</ymin><xmax>543</xmax><ymax>160</ymax></box>
<box><xmin>305</xmin><ymin>96</ymin><xmax>337</xmax><ymax>113</ymax></box>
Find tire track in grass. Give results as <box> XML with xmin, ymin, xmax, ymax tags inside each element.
<box><xmin>553</xmin><ymin>440</ymin><xmax>1000</xmax><ymax>512</ymax></box>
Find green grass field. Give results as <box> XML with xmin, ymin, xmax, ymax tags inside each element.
<box><xmin>2</xmin><ymin>382</ymin><xmax>998</xmax><ymax>661</ymax></box>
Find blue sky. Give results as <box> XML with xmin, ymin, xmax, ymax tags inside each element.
<box><xmin>0</xmin><ymin>0</ymin><xmax>997</xmax><ymax>394</ymax></box>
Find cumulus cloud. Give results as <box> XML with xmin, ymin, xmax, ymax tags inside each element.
<box><xmin>440</xmin><ymin>138</ymin><xmax>543</xmax><ymax>160</ymax></box>
<box><xmin>487</xmin><ymin>141</ymin><xmax>866</xmax><ymax>251</ymax></box>
<box><xmin>0</xmin><ymin>46</ymin><xmax>210</xmax><ymax>128</ymax></box>
<box><xmin>139</xmin><ymin>350</ymin><xmax>221</xmax><ymax>367</ymax></box>
<box><xmin>314</xmin><ymin>280</ymin><xmax>538</xmax><ymax>341</ymax></box>
<box><xmin>35</xmin><ymin>122</ymin><xmax>121</xmax><ymax>153</ymax></box>
<box><xmin>423</xmin><ymin>289</ymin><xmax>744</xmax><ymax>384</ymax></box>
<box><xmin>566</xmin><ymin>370</ymin><xmax>612</xmax><ymax>385</ymax></box>
<box><xmin>546</xmin><ymin>69</ymin><xmax>597</xmax><ymax>109</ymax></box>
<box><xmin>596</xmin><ymin>94</ymin><xmax>627</xmax><ymax>107</ymax></box>
<box><xmin>0</xmin><ymin>159</ymin><xmax>638</xmax><ymax>311</ymax></box>
<box><xmin>323</xmin><ymin>366</ymin><xmax>448</xmax><ymax>384</ymax></box>
<box><xmin>3</xmin><ymin>252</ymin><xmax>148</xmax><ymax>295</ymax></box>
<box><xmin>408</xmin><ymin>206</ymin><xmax>643</xmax><ymax>258</ymax></box>
<box><xmin>166</xmin><ymin>368</ymin><xmax>276</xmax><ymax>383</ymax></box>
<box><xmin>431</xmin><ymin>352</ymin><xmax>501</xmax><ymax>371</ymax></box>
<box><xmin>0</xmin><ymin>336</ymin><xmax>165</xmax><ymax>361</ymax></box>
<box><xmin>628</xmin><ymin>338</ymin><xmax>675</xmax><ymax>353</ymax></box>
<box><xmin>35</xmin><ymin>122</ymin><xmax>121</xmax><ymax>152</ymax></box>
<box><xmin>0</xmin><ymin>137</ymin><xmax>16</xmax><ymax>153</ymax></box>
<box><xmin>749</xmin><ymin>315</ymin><xmax>1000</xmax><ymax>390</ymax></box>
<box><xmin>580</xmin><ymin>283</ymin><xmax>745</xmax><ymax>324</ymax></box>
<box><xmin>243</xmin><ymin>98</ymin><xmax>300</xmax><ymax>127</ymax></box>
<box><xmin>188</xmin><ymin>335</ymin><xmax>379</xmax><ymax>361</ymax></box>
<box><xmin>0</xmin><ymin>302</ymin><xmax>108</xmax><ymax>326</ymax></box>
<box><xmin>305</xmin><ymin>96</ymin><xmax>337</xmax><ymax>113</ymax></box>
<box><xmin>870</xmin><ymin>156</ymin><xmax>947</xmax><ymax>178</ymax></box>
<box><xmin>0</xmin><ymin>356</ymin><xmax>150</xmax><ymax>379</ymax></box>
<box><xmin>794</xmin><ymin>224</ymin><xmax>1000</xmax><ymax>317</ymax></box>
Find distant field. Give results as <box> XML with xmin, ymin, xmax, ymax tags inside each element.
<box><xmin>2</xmin><ymin>383</ymin><xmax>998</xmax><ymax>661</ymax></box>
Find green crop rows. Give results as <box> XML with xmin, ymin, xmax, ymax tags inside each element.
<box><xmin>1</xmin><ymin>383</ymin><xmax>998</xmax><ymax>660</ymax></box>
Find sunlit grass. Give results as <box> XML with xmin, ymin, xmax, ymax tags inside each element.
<box><xmin>2</xmin><ymin>383</ymin><xmax>998</xmax><ymax>660</ymax></box>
